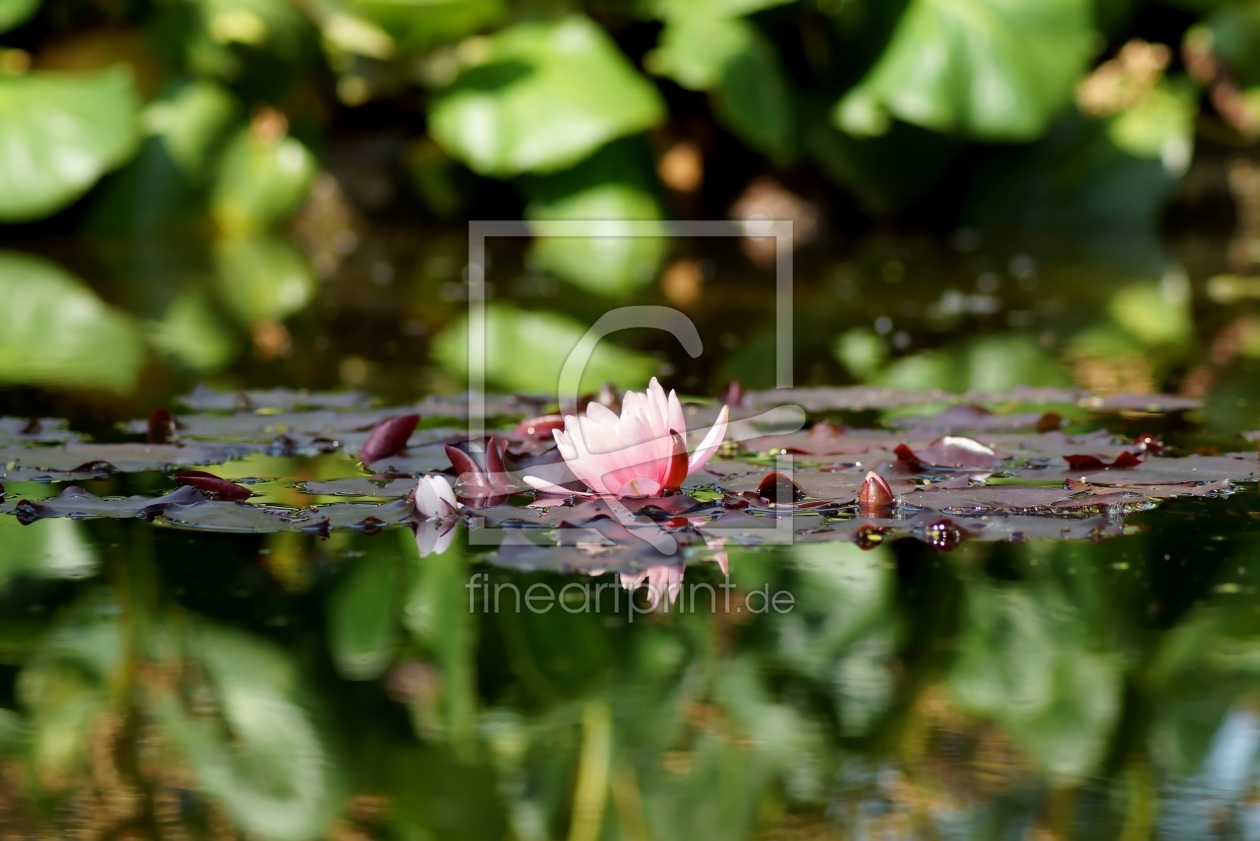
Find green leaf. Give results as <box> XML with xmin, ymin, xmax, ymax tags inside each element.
<box><xmin>211</xmin><ymin>126</ymin><xmax>316</xmax><ymax>234</ymax></box>
<box><xmin>428</xmin><ymin>15</ymin><xmax>666</xmax><ymax>176</ymax></box>
<box><xmin>0</xmin><ymin>66</ymin><xmax>141</xmax><ymax>222</ymax></box>
<box><xmin>833</xmin><ymin>0</ymin><xmax>1094</xmax><ymax>140</ymax></box>
<box><xmin>809</xmin><ymin>114</ymin><xmax>964</xmax><ymax>215</ymax></box>
<box><xmin>0</xmin><ymin>0</ymin><xmax>39</xmax><ymax>34</ymax></box>
<box><xmin>214</xmin><ymin>235</ymin><xmax>317</xmax><ymax>325</ymax></box>
<box><xmin>1107</xmin><ymin>79</ymin><xmax>1196</xmax><ymax>177</ymax></box>
<box><xmin>0</xmin><ymin>516</ymin><xmax>96</xmax><ymax>592</ymax></box>
<box><xmin>197</xmin><ymin>0</ymin><xmax>308</xmax><ymax>54</ymax></box>
<box><xmin>1199</xmin><ymin>4</ymin><xmax>1260</xmax><ymax>87</ymax></box>
<box><xmin>157</xmin><ymin>622</ymin><xmax>345</xmax><ymax>841</ymax></box>
<box><xmin>962</xmin><ymin>113</ymin><xmax>1174</xmax><ymax>234</ymax></box>
<box><xmin>523</xmin><ymin>138</ymin><xmax>667</xmax><ymax>295</ymax></box>
<box><xmin>149</xmin><ymin>291</ymin><xmax>240</xmax><ymax>372</ymax></box>
<box><xmin>1107</xmin><ymin>277</ymin><xmax>1194</xmax><ymax>347</ymax></box>
<box><xmin>432</xmin><ymin>303</ymin><xmax>658</xmax><ymax>395</ymax></box>
<box><xmin>402</xmin><ymin>532</ymin><xmax>477</xmax><ymax>749</ymax></box>
<box><xmin>328</xmin><ymin>548</ymin><xmax>402</xmax><ymax>681</ymax></box>
<box><xmin>647</xmin><ymin>0</ymin><xmax>793</xmax><ymax>18</ymax></box>
<box><xmin>344</xmin><ymin>0</ymin><xmax>503</xmax><ymax>53</ymax></box>
<box><xmin>145</xmin><ymin>80</ymin><xmax>240</xmax><ymax>177</ymax></box>
<box><xmin>0</xmin><ymin>251</ymin><xmax>145</xmax><ymax>394</ymax></box>
<box><xmin>651</xmin><ymin>16</ymin><xmax>794</xmax><ymax>159</ymax></box>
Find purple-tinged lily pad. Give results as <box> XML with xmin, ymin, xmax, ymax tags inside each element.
<box><xmin>3</xmin><ymin>485</ymin><xmax>206</xmax><ymax>523</ymax></box>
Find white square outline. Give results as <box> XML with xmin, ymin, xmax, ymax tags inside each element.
<box><xmin>465</xmin><ymin>219</ymin><xmax>796</xmax><ymax>548</ymax></box>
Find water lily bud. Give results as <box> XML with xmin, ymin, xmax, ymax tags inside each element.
<box><xmin>858</xmin><ymin>470</ymin><xmax>894</xmax><ymax>516</ymax></box>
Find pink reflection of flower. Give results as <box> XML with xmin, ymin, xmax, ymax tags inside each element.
<box><xmin>524</xmin><ymin>378</ymin><xmax>729</xmax><ymax>498</ymax></box>
<box><xmin>620</xmin><ymin>565</ymin><xmax>683</xmax><ymax>609</ymax></box>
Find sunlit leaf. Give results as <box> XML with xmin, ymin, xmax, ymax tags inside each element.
<box><xmin>428</xmin><ymin>15</ymin><xmax>666</xmax><ymax>176</ymax></box>
<box><xmin>834</xmin><ymin>0</ymin><xmax>1093</xmax><ymax>140</ymax></box>
<box><xmin>524</xmin><ymin>138</ymin><xmax>667</xmax><ymax>295</ymax></box>
<box><xmin>432</xmin><ymin>303</ymin><xmax>658</xmax><ymax>395</ymax></box>
<box><xmin>403</xmin><ymin>531</ymin><xmax>477</xmax><ymax>748</ymax></box>
<box><xmin>1108</xmin><ymin>276</ymin><xmax>1193</xmax><ymax>347</ymax></box>
<box><xmin>0</xmin><ymin>66</ymin><xmax>140</xmax><ymax>222</ymax></box>
<box><xmin>0</xmin><ymin>0</ymin><xmax>39</xmax><ymax>34</ymax></box>
<box><xmin>211</xmin><ymin>126</ymin><xmax>316</xmax><ymax>234</ymax></box>
<box><xmin>0</xmin><ymin>517</ymin><xmax>96</xmax><ymax>592</ymax></box>
<box><xmin>651</xmin><ymin>15</ymin><xmax>793</xmax><ymax>159</ymax></box>
<box><xmin>1107</xmin><ymin>79</ymin><xmax>1196</xmax><ymax>177</ymax></box>
<box><xmin>647</xmin><ymin>0</ymin><xmax>793</xmax><ymax>17</ymax></box>
<box><xmin>345</xmin><ymin>0</ymin><xmax>503</xmax><ymax>53</ymax></box>
<box><xmin>0</xmin><ymin>251</ymin><xmax>145</xmax><ymax>394</ymax></box>
<box><xmin>157</xmin><ymin>622</ymin><xmax>345</xmax><ymax>841</ymax></box>
<box><xmin>328</xmin><ymin>547</ymin><xmax>402</xmax><ymax>680</ymax></box>
<box><xmin>197</xmin><ymin>0</ymin><xmax>308</xmax><ymax>54</ymax></box>
<box><xmin>149</xmin><ymin>291</ymin><xmax>240</xmax><ymax>372</ymax></box>
<box><xmin>145</xmin><ymin>80</ymin><xmax>240</xmax><ymax>177</ymax></box>
<box><xmin>17</xmin><ymin>599</ymin><xmax>120</xmax><ymax>782</ymax></box>
<box><xmin>214</xmin><ymin>235</ymin><xmax>317</xmax><ymax>325</ymax></box>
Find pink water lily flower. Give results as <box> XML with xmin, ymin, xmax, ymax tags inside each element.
<box><xmin>524</xmin><ymin>378</ymin><xmax>729</xmax><ymax>498</ymax></box>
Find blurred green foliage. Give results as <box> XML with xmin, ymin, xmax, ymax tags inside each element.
<box><xmin>0</xmin><ymin>0</ymin><xmax>1251</xmax><ymax>259</ymax></box>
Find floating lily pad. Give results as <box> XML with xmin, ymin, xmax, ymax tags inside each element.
<box><xmin>3</xmin><ymin>486</ymin><xmax>207</xmax><ymax>523</ymax></box>
<box><xmin>179</xmin><ymin>385</ymin><xmax>372</xmax><ymax>412</ymax></box>
<box><xmin>0</xmin><ymin>418</ymin><xmax>77</xmax><ymax>446</ymax></box>
<box><xmin>0</xmin><ymin>443</ymin><xmax>247</xmax><ymax>476</ymax></box>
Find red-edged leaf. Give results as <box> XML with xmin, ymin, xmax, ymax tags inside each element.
<box><xmin>858</xmin><ymin>471</ymin><xmax>894</xmax><ymax>516</ymax></box>
<box><xmin>662</xmin><ymin>430</ymin><xmax>689</xmax><ymax>491</ymax></box>
<box><xmin>147</xmin><ymin>407</ymin><xmax>176</xmax><ymax>444</ymax></box>
<box><xmin>174</xmin><ymin>470</ymin><xmax>251</xmax><ymax>501</ymax></box>
<box><xmin>894</xmin><ymin>443</ymin><xmax>923</xmax><ymax>471</ymax></box>
<box><xmin>512</xmin><ymin>414</ymin><xmax>566</xmax><ymax>440</ymax></box>
<box><xmin>1064</xmin><ymin>451</ymin><xmax>1143</xmax><ymax>470</ymax></box>
<box><xmin>1133</xmin><ymin>433</ymin><xmax>1165</xmax><ymax>455</ymax></box>
<box><xmin>359</xmin><ymin>414</ymin><xmax>420</xmax><ymax>464</ymax></box>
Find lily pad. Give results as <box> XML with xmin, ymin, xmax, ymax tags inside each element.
<box><xmin>4</xmin><ymin>485</ymin><xmax>207</xmax><ymax>523</ymax></box>
<box><xmin>178</xmin><ymin>385</ymin><xmax>371</xmax><ymax>411</ymax></box>
<box><xmin>0</xmin><ymin>443</ymin><xmax>245</xmax><ymax>475</ymax></box>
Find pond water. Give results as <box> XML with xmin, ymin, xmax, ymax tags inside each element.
<box><xmin>2</xmin><ymin>226</ymin><xmax>1260</xmax><ymax>840</ymax></box>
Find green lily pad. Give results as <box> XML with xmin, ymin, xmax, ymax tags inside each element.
<box><xmin>0</xmin><ymin>66</ymin><xmax>141</xmax><ymax>222</ymax></box>
<box><xmin>0</xmin><ymin>251</ymin><xmax>145</xmax><ymax>394</ymax></box>
<box><xmin>428</xmin><ymin>15</ymin><xmax>665</xmax><ymax>176</ymax></box>
<box><xmin>833</xmin><ymin>0</ymin><xmax>1093</xmax><ymax>141</ymax></box>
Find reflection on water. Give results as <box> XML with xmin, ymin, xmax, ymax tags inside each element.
<box><xmin>3</xmin><ymin>229</ymin><xmax>1260</xmax><ymax>838</ymax></box>
<box><xmin>0</xmin><ymin>482</ymin><xmax>1257</xmax><ymax>838</ymax></box>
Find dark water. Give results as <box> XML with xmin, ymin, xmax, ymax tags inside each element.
<box><xmin>3</xmin><ymin>227</ymin><xmax>1260</xmax><ymax>840</ymax></box>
